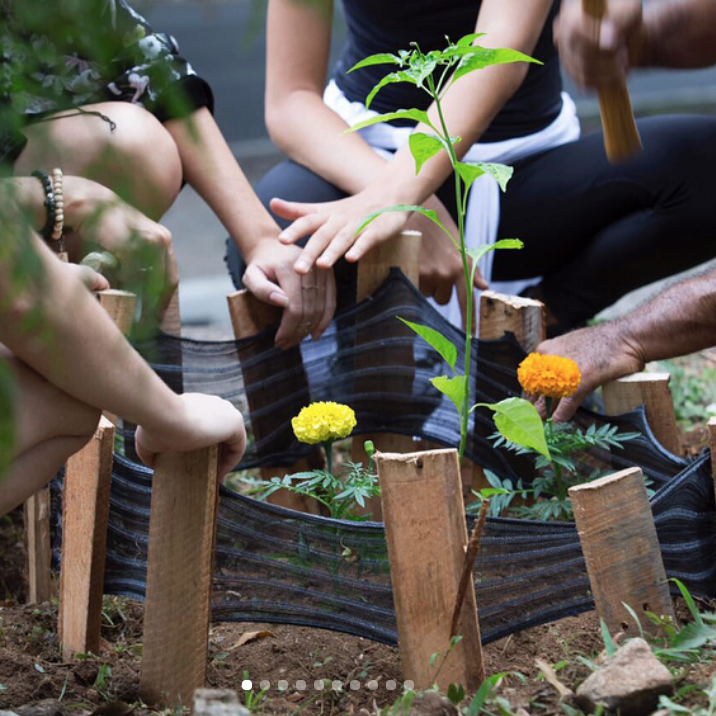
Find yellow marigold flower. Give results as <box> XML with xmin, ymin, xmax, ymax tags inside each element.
<box><xmin>292</xmin><ymin>401</ymin><xmax>357</xmax><ymax>445</ymax></box>
<box><xmin>517</xmin><ymin>353</ymin><xmax>581</xmax><ymax>399</ymax></box>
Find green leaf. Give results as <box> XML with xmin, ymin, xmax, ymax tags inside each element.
<box><xmin>466</xmin><ymin>239</ymin><xmax>524</xmax><ymax>290</ymax></box>
<box><xmin>457</xmin><ymin>32</ymin><xmax>487</xmax><ymax>47</ymax></box>
<box><xmin>432</xmin><ymin>375</ymin><xmax>467</xmax><ymax>417</ymax></box>
<box><xmin>453</xmin><ymin>47</ymin><xmax>542</xmax><ymax>84</ymax></box>
<box><xmin>447</xmin><ymin>683</ymin><xmax>466</xmax><ymax>706</ymax></box>
<box><xmin>480</xmin><ymin>488</ymin><xmax>512</xmax><ymax>497</ymax></box>
<box><xmin>355</xmin><ymin>204</ymin><xmax>455</xmax><ymax>245</ymax></box>
<box><xmin>473</xmin><ymin>397</ymin><xmax>550</xmax><ymax>459</ymax></box>
<box><xmin>600</xmin><ymin>619</ymin><xmax>616</xmax><ymax>656</ymax></box>
<box><xmin>365</xmin><ymin>71</ymin><xmax>414</xmax><ymax>109</ymax></box>
<box><xmin>477</xmin><ymin>162</ymin><xmax>514</xmax><ymax>192</ymax></box>
<box><xmin>398</xmin><ymin>318</ymin><xmax>457</xmax><ymax>370</ymax></box>
<box><xmin>429</xmin><ymin>652</ymin><xmax>439</xmax><ymax>667</ymax></box>
<box><xmin>343</xmin><ymin>109</ymin><xmax>433</xmax><ymax>134</ymax></box>
<box><xmin>671</xmin><ymin>578</ymin><xmax>703</xmax><ymax>625</ymax></box>
<box><xmin>347</xmin><ymin>53</ymin><xmax>401</xmax><ymax>74</ymax></box>
<box><xmin>667</xmin><ymin>622</ymin><xmax>716</xmax><ymax>652</ymax></box>
<box><xmin>409</xmin><ymin>132</ymin><xmax>444</xmax><ymax>174</ymax></box>
<box><xmin>455</xmin><ymin>161</ymin><xmax>486</xmax><ymax>189</ymax></box>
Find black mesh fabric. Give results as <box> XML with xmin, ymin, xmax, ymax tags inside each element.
<box><xmin>52</xmin><ymin>270</ymin><xmax>715</xmax><ymax>647</ymax></box>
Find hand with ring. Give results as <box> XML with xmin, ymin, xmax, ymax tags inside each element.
<box><xmin>241</xmin><ymin>237</ymin><xmax>336</xmax><ymax>349</ymax></box>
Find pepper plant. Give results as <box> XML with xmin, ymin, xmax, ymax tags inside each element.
<box><xmin>346</xmin><ymin>36</ymin><xmax>546</xmax><ymax>458</ymax></box>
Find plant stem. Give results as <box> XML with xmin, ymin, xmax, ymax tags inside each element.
<box><xmin>428</xmin><ymin>76</ymin><xmax>472</xmax><ymax>459</ymax></box>
<box><xmin>324</xmin><ymin>439</ymin><xmax>334</xmax><ymax>476</ymax></box>
<box><xmin>544</xmin><ymin>397</ymin><xmax>565</xmax><ymax>500</ymax></box>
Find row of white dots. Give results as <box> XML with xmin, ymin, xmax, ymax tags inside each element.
<box><xmin>241</xmin><ymin>679</ymin><xmax>414</xmax><ymax>692</ymax></box>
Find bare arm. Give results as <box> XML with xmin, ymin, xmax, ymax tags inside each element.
<box><xmin>273</xmin><ymin>0</ymin><xmax>554</xmax><ymax>270</ymax></box>
<box><xmin>265</xmin><ymin>0</ymin><xmax>387</xmax><ymax>195</ymax></box>
<box><xmin>537</xmin><ymin>269</ymin><xmax>716</xmax><ymax>421</ymax></box>
<box><xmin>1</xmin><ymin>183</ymin><xmax>245</xmax><ymax>474</ymax></box>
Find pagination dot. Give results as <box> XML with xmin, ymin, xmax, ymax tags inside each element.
<box><xmin>331</xmin><ymin>680</ymin><xmax>343</xmax><ymax>691</ymax></box>
<box><xmin>314</xmin><ymin>680</ymin><xmax>325</xmax><ymax>691</ymax></box>
<box><xmin>367</xmin><ymin>680</ymin><xmax>379</xmax><ymax>691</ymax></box>
<box><xmin>349</xmin><ymin>680</ymin><xmax>361</xmax><ymax>691</ymax></box>
<box><xmin>278</xmin><ymin>680</ymin><xmax>288</xmax><ymax>691</ymax></box>
<box><xmin>259</xmin><ymin>680</ymin><xmax>271</xmax><ymax>691</ymax></box>
<box><xmin>386</xmin><ymin>680</ymin><xmax>397</xmax><ymax>691</ymax></box>
<box><xmin>404</xmin><ymin>680</ymin><xmax>415</xmax><ymax>691</ymax></box>
<box><xmin>296</xmin><ymin>680</ymin><xmax>307</xmax><ymax>691</ymax></box>
<box><xmin>241</xmin><ymin>679</ymin><xmax>252</xmax><ymax>691</ymax></box>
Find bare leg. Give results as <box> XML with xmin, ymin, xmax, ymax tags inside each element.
<box><xmin>14</xmin><ymin>102</ymin><xmax>183</xmax><ymax>221</ymax></box>
<box><xmin>1</xmin><ymin>351</ymin><xmax>100</xmax><ymax>517</ymax></box>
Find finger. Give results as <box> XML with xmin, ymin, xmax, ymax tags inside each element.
<box><xmin>134</xmin><ymin>428</ymin><xmax>156</xmax><ymax>469</ymax></box>
<box><xmin>300</xmin><ymin>270</ymin><xmax>319</xmax><ymax>332</ymax></box>
<box><xmin>278</xmin><ymin>213</ymin><xmax>328</xmax><ymax>246</ymax></box>
<box><xmin>316</xmin><ymin>226</ymin><xmax>360</xmax><ymax>269</ymax></box>
<box><xmin>472</xmin><ymin>264</ymin><xmax>489</xmax><ymax>292</ymax></box>
<box><xmin>345</xmin><ymin>220</ymin><xmax>398</xmax><ymax>263</ymax></box>
<box><xmin>76</xmin><ymin>265</ymin><xmax>111</xmax><ymax>292</ymax></box>
<box><xmin>433</xmin><ymin>277</ymin><xmax>453</xmax><ymax>306</ymax></box>
<box><xmin>455</xmin><ymin>279</ymin><xmax>469</xmax><ymax>330</ymax></box>
<box><xmin>217</xmin><ymin>429</ymin><xmax>247</xmax><ymax>479</ymax></box>
<box><xmin>313</xmin><ymin>268</ymin><xmax>336</xmax><ymax>339</ymax></box>
<box><xmin>242</xmin><ymin>264</ymin><xmax>290</xmax><ymax>308</ymax></box>
<box><xmin>294</xmin><ymin>217</ymin><xmax>344</xmax><ymax>273</ymax></box>
<box><xmin>274</xmin><ymin>268</ymin><xmax>304</xmax><ymax>348</ymax></box>
<box><xmin>552</xmin><ymin>394</ymin><xmax>582</xmax><ymax>423</ymax></box>
<box><xmin>270</xmin><ymin>197</ymin><xmax>319</xmax><ymax>222</ymax></box>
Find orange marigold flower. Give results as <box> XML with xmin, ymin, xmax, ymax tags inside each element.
<box><xmin>517</xmin><ymin>353</ymin><xmax>581</xmax><ymax>399</ymax></box>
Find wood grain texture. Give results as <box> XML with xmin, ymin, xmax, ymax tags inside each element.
<box><xmin>352</xmin><ymin>231</ymin><xmax>423</xmax><ymax>520</ymax></box>
<box><xmin>708</xmin><ymin>417</ymin><xmax>716</xmax><ymax>500</ymax></box>
<box><xmin>478</xmin><ymin>290</ymin><xmax>546</xmax><ymax>353</ymax></box>
<box><xmin>570</xmin><ymin>467</ymin><xmax>674</xmax><ymax>634</ymax></box>
<box><xmin>582</xmin><ymin>0</ymin><xmax>642</xmax><ymax>163</ymax></box>
<box><xmin>603</xmin><ymin>373</ymin><xmax>681</xmax><ymax>455</ymax></box>
<box><xmin>97</xmin><ymin>290</ymin><xmax>136</xmax><ymax>337</ymax></box>
<box><xmin>226</xmin><ymin>290</ymin><xmax>321</xmax><ymax>514</ymax></box>
<box><xmin>59</xmin><ymin>417</ymin><xmax>115</xmax><ymax>659</ymax></box>
<box><xmin>376</xmin><ymin>449</ymin><xmax>484</xmax><ymax>691</ymax></box>
<box><xmin>140</xmin><ymin>447</ymin><xmax>219</xmax><ymax>707</ymax></box>
<box><xmin>24</xmin><ymin>487</ymin><xmax>52</xmax><ymax>604</ymax></box>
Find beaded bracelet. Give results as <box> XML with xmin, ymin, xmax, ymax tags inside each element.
<box><xmin>51</xmin><ymin>168</ymin><xmax>65</xmax><ymax>242</ymax></box>
<box><xmin>31</xmin><ymin>169</ymin><xmax>56</xmax><ymax>241</ymax></box>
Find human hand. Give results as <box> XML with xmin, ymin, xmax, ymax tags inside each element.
<box><xmin>63</xmin><ymin>176</ymin><xmax>178</xmax><ymax>301</ymax></box>
<box><xmin>533</xmin><ymin>320</ymin><xmax>644</xmax><ymax>422</ymax></box>
<box><xmin>135</xmin><ymin>393</ymin><xmax>247</xmax><ymax>480</ymax></box>
<box><xmin>242</xmin><ymin>238</ymin><xmax>336</xmax><ymax>348</ymax></box>
<box><xmin>554</xmin><ymin>0</ymin><xmax>643</xmax><ymax>88</ymax></box>
<box><xmin>415</xmin><ymin>194</ymin><xmax>487</xmax><ymax>329</ymax></box>
<box><xmin>271</xmin><ymin>185</ymin><xmax>411</xmax><ymax>273</ymax></box>
<box><xmin>64</xmin><ymin>262</ymin><xmax>111</xmax><ymax>293</ymax></box>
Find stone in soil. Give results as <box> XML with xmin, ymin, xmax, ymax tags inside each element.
<box><xmin>576</xmin><ymin>638</ymin><xmax>673</xmax><ymax>716</ymax></box>
<box><xmin>407</xmin><ymin>692</ymin><xmax>459</xmax><ymax>716</ymax></box>
<box><xmin>194</xmin><ymin>688</ymin><xmax>250</xmax><ymax>716</ymax></box>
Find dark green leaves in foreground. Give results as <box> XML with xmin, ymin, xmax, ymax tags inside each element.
<box><xmin>398</xmin><ymin>318</ymin><xmax>457</xmax><ymax>370</ymax></box>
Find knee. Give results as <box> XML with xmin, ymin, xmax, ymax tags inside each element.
<box><xmin>90</xmin><ymin>103</ymin><xmax>183</xmax><ymax>218</ymax></box>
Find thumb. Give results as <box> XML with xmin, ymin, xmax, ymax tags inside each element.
<box><xmin>269</xmin><ymin>197</ymin><xmax>316</xmax><ymax>221</ymax></box>
<box><xmin>552</xmin><ymin>394</ymin><xmax>582</xmax><ymax>423</ymax></box>
<box><xmin>134</xmin><ymin>427</ymin><xmax>157</xmax><ymax>469</ymax></box>
<box><xmin>242</xmin><ymin>264</ymin><xmax>290</xmax><ymax>308</ymax></box>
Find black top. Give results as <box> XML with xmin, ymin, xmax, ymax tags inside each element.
<box><xmin>333</xmin><ymin>0</ymin><xmax>563</xmax><ymax>143</ymax></box>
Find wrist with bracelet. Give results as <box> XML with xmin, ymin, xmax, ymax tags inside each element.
<box><xmin>32</xmin><ymin>167</ymin><xmax>67</xmax><ymax>261</ymax></box>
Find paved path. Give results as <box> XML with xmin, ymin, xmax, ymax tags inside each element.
<box><xmin>141</xmin><ymin>0</ymin><xmax>716</xmax><ymax>328</ymax></box>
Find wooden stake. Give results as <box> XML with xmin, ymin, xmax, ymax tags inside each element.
<box><xmin>58</xmin><ymin>417</ymin><xmax>115</xmax><ymax>659</ymax></box>
<box><xmin>24</xmin><ymin>489</ymin><xmax>52</xmax><ymax>604</ymax></box>
<box><xmin>478</xmin><ymin>290</ymin><xmax>546</xmax><ymax>353</ymax></box>
<box><xmin>583</xmin><ymin>0</ymin><xmax>642</xmax><ymax>163</ymax></box>
<box><xmin>570</xmin><ymin>467</ymin><xmax>675</xmax><ymax>634</ymax></box>
<box><xmin>140</xmin><ymin>447</ymin><xmax>219</xmax><ymax>708</ymax></box>
<box><xmin>352</xmin><ymin>231</ymin><xmax>423</xmax><ymax>519</ymax></box>
<box><xmin>376</xmin><ymin>449</ymin><xmax>484</xmax><ymax>691</ymax></box>
<box><xmin>603</xmin><ymin>373</ymin><xmax>681</xmax><ymax>455</ymax></box>
<box><xmin>97</xmin><ymin>290</ymin><xmax>136</xmax><ymax>337</ymax></box>
<box><xmin>226</xmin><ymin>290</ymin><xmax>321</xmax><ymax>514</ymax></box>
<box><xmin>707</xmin><ymin>417</ymin><xmax>716</xmax><ymax>503</ymax></box>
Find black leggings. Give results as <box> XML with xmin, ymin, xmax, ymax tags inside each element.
<box><xmin>226</xmin><ymin>114</ymin><xmax>716</xmax><ymax>330</ymax></box>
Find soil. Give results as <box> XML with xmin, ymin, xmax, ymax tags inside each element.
<box><xmin>2</xmin><ymin>506</ymin><xmax>716</xmax><ymax>716</ymax></box>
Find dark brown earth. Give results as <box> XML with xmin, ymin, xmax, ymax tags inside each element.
<box><xmin>2</xmin><ymin>505</ymin><xmax>716</xmax><ymax>716</ymax></box>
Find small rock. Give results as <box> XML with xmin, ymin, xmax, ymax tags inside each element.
<box><xmin>13</xmin><ymin>701</ymin><xmax>62</xmax><ymax>716</ymax></box>
<box><xmin>193</xmin><ymin>689</ymin><xmax>250</xmax><ymax>716</ymax></box>
<box><xmin>576</xmin><ymin>638</ymin><xmax>673</xmax><ymax>716</ymax></box>
<box><xmin>407</xmin><ymin>692</ymin><xmax>459</xmax><ymax>716</ymax></box>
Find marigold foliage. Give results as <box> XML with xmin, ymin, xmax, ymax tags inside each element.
<box><xmin>292</xmin><ymin>402</ymin><xmax>357</xmax><ymax>445</ymax></box>
<box><xmin>517</xmin><ymin>353</ymin><xmax>581</xmax><ymax>399</ymax></box>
